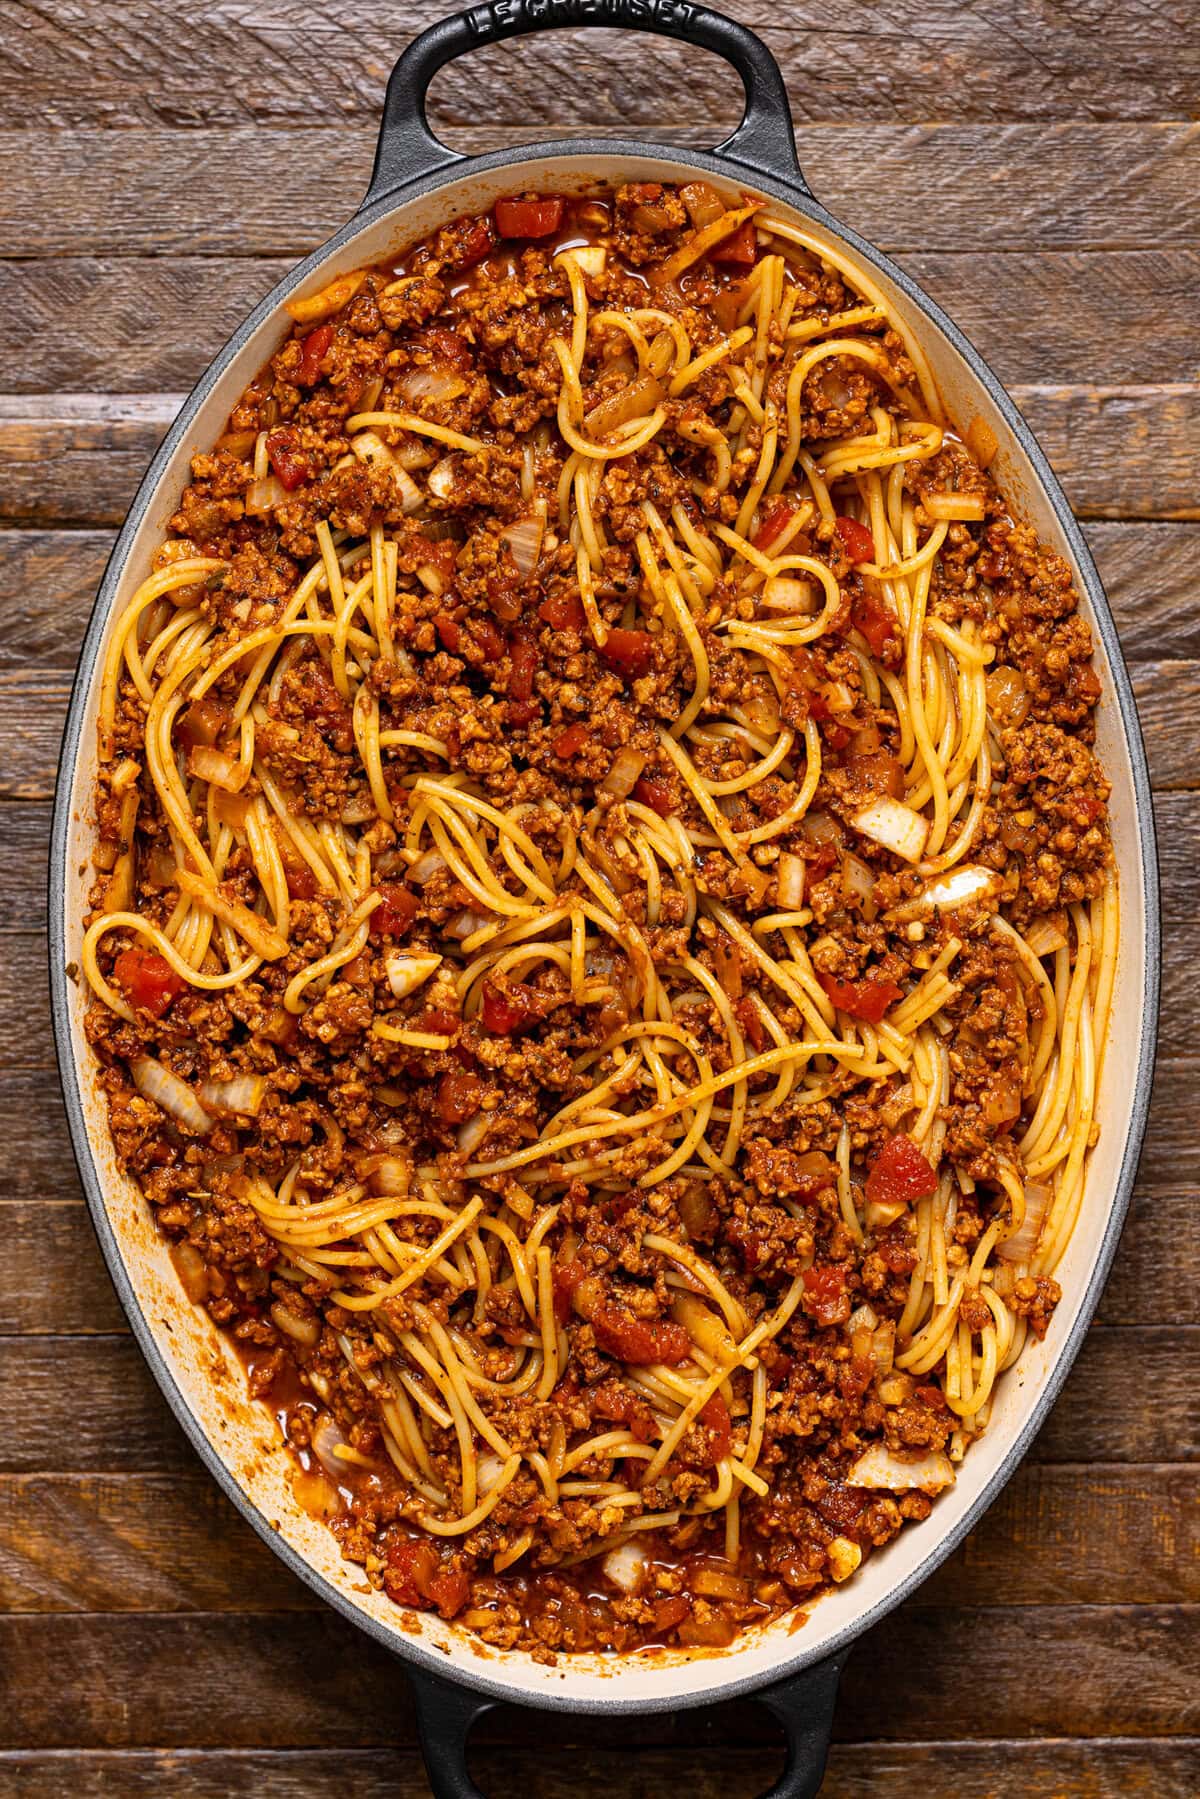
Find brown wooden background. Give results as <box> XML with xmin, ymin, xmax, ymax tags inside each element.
<box><xmin>1</xmin><ymin>1</ymin><xmax>1197</xmax><ymax>1792</ymax></box>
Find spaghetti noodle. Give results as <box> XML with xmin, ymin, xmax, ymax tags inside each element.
<box><xmin>82</xmin><ymin>181</ymin><xmax>1116</xmax><ymax>1656</ymax></box>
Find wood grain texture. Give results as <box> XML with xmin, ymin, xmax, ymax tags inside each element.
<box><xmin>4</xmin><ymin>124</ymin><xmax>1199</xmax><ymax>257</ymax></box>
<box><xmin>0</xmin><ymin>1743</ymin><xmax>1197</xmax><ymax>1799</ymax></box>
<box><xmin>2</xmin><ymin>1</ymin><xmax>1197</xmax><ymax>126</ymax></box>
<box><xmin>0</xmin><ymin>1605</ymin><xmax>1195</xmax><ymax>1749</ymax></box>
<box><xmin>1</xmin><ymin>1</ymin><xmax>1196</xmax><ymax>1788</ymax></box>
<box><xmin>4</xmin><ymin>252</ymin><xmax>1198</xmax><ymax>395</ymax></box>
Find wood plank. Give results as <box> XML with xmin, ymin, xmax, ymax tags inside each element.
<box><xmin>3</xmin><ymin>388</ymin><xmax>1195</xmax><ymax>529</ymax></box>
<box><xmin>0</xmin><ymin>1462</ymin><xmax>1190</xmax><ymax>1617</ymax></box>
<box><xmin>0</xmin><ymin>1605</ymin><xmax>1194</xmax><ymax>1748</ymax></box>
<box><xmin>3</xmin><ymin>124</ymin><xmax>1198</xmax><ymax>258</ymax></box>
<box><xmin>3</xmin><ymin>1</ymin><xmax>1196</xmax><ymax>126</ymax></box>
<box><xmin>0</xmin><ymin>1742</ymin><xmax>1196</xmax><ymax>1799</ymax></box>
<box><xmin>0</xmin><ymin>1328</ymin><xmax>1187</xmax><ymax>1476</ymax></box>
<box><xmin>1</xmin><ymin>252</ymin><xmax>1196</xmax><ymax>396</ymax></box>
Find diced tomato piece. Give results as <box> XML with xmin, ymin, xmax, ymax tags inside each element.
<box><xmin>436</xmin><ymin>1068</ymin><xmax>482</xmax><ymax>1125</ymax></box>
<box><xmin>866</xmin><ymin>1134</ymin><xmax>939</xmax><ymax>1210</ymax></box>
<box><xmin>592</xmin><ymin>1309</ymin><xmax>692</xmax><ymax>1366</ymax></box>
<box><xmin>451</xmin><ymin>216</ymin><xmax>496</xmax><ymax>270</ymax></box>
<box><xmin>508</xmin><ymin>634</ymin><xmax>538</xmax><ymax>701</ymax></box>
<box><xmin>176</xmin><ymin>697</ymin><xmax>231</xmax><ymax>750</ymax></box>
<box><xmin>599</xmin><ymin>628</ymin><xmax>655</xmax><ymax>679</ymax></box>
<box><xmin>819</xmin><ymin>971</ymin><xmax>903</xmax><ymax>1024</ymax></box>
<box><xmin>652</xmin><ymin>1594</ymin><xmax>692</xmax><ymax>1633</ymax></box>
<box><xmin>434</xmin><ymin>613</ymin><xmax>461</xmax><ymax>652</ymax></box>
<box><xmin>265</xmin><ymin>427</ymin><xmax>310</xmax><ymax>491</ymax></box>
<box><xmin>507</xmin><ymin>698</ymin><xmax>541</xmax><ymax>726</ymax></box>
<box><xmin>421</xmin><ymin>1007</ymin><xmax>460</xmax><ymax>1038</ymax></box>
<box><xmin>709</xmin><ymin>219</ymin><xmax>758</xmax><ymax>266</ymax></box>
<box><xmin>425</xmin><ymin>1566</ymin><xmax>469</xmax><ymax>1619</ymax></box>
<box><xmin>113</xmin><ymin>948</ymin><xmax>186</xmax><ymax>1019</ymax></box>
<box><xmin>835</xmin><ymin>514</ymin><xmax>876</xmax><ymax>564</ymax></box>
<box><xmin>538</xmin><ymin>589</ymin><xmax>585</xmax><ymax>631</ymax></box>
<box><xmin>368</xmin><ymin>883</ymin><xmax>419</xmax><ymax>938</ymax></box>
<box><xmin>551</xmin><ymin>1256</ymin><xmax>588</xmax><ymax>1325</ymax></box>
<box><xmin>735</xmin><ymin>996</ymin><xmax>767</xmax><ymax>1053</ymax></box>
<box><xmin>802</xmin><ymin>1263</ymin><xmax>850</xmax><ymax>1328</ymax></box>
<box><xmin>282</xmin><ymin>858</ymin><xmax>317</xmax><ymax>901</ymax></box>
<box><xmin>916</xmin><ymin>1383</ymin><xmax>948</xmax><ymax>1410</ymax></box>
<box><xmin>631</xmin><ymin>773</ymin><xmax>674</xmax><ymax>816</ymax></box>
<box><xmin>696</xmin><ymin>1393</ymin><xmax>732</xmax><ymax>1464</ymax></box>
<box><xmin>851</xmin><ymin>590</ymin><xmax>899</xmax><ymax>662</ymax></box>
<box><xmin>752</xmin><ymin>496</ymin><xmax>800</xmax><ymax>551</ymax></box>
<box><xmin>295</xmin><ymin>323</ymin><xmax>333</xmax><ymax>387</ymax></box>
<box><xmin>844</xmin><ymin>749</ymin><xmax>905</xmax><ymax>800</ymax></box>
<box><xmin>494</xmin><ymin>195</ymin><xmax>567</xmax><ymax>239</ymax></box>
<box><xmin>552</xmin><ymin>723</ymin><xmax>591</xmax><ymax>758</ymax></box>
<box><xmin>480</xmin><ymin>979</ymin><xmax>544</xmax><ymax>1035</ymax></box>
<box><xmin>383</xmin><ymin>1538</ymin><xmax>439</xmax><ymax>1607</ymax></box>
<box><xmin>475</xmin><ymin>619</ymin><xmax>505</xmax><ymax>663</ymax></box>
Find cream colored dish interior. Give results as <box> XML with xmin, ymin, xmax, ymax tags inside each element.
<box><xmin>56</xmin><ymin>153</ymin><xmax>1149</xmax><ymax>1707</ymax></box>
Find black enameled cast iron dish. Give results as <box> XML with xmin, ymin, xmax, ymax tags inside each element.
<box><xmin>49</xmin><ymin>5</ymin><xmax>1160</xmax><ymax>1793</ymax></box>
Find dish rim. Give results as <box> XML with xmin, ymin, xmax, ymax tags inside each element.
<box><xmin>48</xmin><ymin>136</ymin><xmax>1161</xmax><ymax>1714</ymax></box>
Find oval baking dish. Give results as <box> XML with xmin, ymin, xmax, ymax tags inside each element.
<box><xmin>49</xmin><ymin>4</ymin><xmax>1159</xmax><ymax>1794</ymax></box>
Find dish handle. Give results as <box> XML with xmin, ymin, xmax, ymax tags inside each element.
<box><xmin>366</xmin><ymin>0</ymin><xmax>807</xmax><ymax>206</ymax></box>
<box><xmin>406</xmin><ymin>1650</ymin><xmax>847</xmax><ymax>1798</ymax></box>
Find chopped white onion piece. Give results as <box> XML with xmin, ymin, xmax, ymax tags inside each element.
<box><xmin>131</xmin><ymin>1057</ymin><xmax>213</xmax><ymax>1136</ymax></box>
<box><xmin>777</xmin><ymin>852</ymin><xmax>806</xmax><ymax>909</ymax></box>
<box><xmin>311</xmin><ymin>1413</ymin><xmax>353</xmax><ymax>1481</ymax></box>
<box><xmin>445</xmin><ymin>908</ymin><xmax>496</xmax><ymax>941</ymax></box>
<box><xmin>840</xmin><ymin>850</ymin><xmax>876</xmax><ymax>911</ymax></box>
<box><xmin>368</xmin><ymin>1155</ymin><xmax>413</xmax><ymax>1198</ymax></box>
<box><xmin>427</xmin><ymin>455</ymin><xmax>457</xmax><ymax>499</ymax></box>
<box><xmin>1025</xmin><ymin>914</ymin><xmax>1069</xmax><ymax>958</ymax></box>
<box><xmin>601</xmin><ymin>746</ymin><xmax>647</xmax><ymax>799</ymax></box>
<box><xmin>996</xmin><ymin>1181</ymin><xmax>1052</xmax><ymax>1264</ymax></box>
<box><xmin>896</xmin><ymin>864</ymin><xmax>1001</xmax><ymax>918</ymax></box>
<box><xmin>245</xmin><ymin>473</ymin><xmax>286</xmax><ymax>516</ymax></box>
<box><xmin>393</xmin><ymin>435</ymin><xmax>435</xmax><ymax>471</ymax></box>
<box><xmin>407</xmin><ymin>850</ymin><xmax>447</xmax><ymax>886</ymax></box>
<box><xmin>569</xmin><ymin>244</ymin><xmax>608</xmax><ymax>278</ymax></box>
<box><xmin>351</xmin><ymin>430</ymin><xmax>424</xmax><ymax>514</ymax></box>
<box><xmin>500</xmin><ymin>511</ymin><xmax>545</xmax><ymax>578</ymax></box>
<box><xmin>847</xmin><ymin>1304</ymin><xmax>879</xmax><ymax>1335</ymax></box>
<box><xmin>197</xmin><ymin>1074</ymin><xmax>265</xmax><ymax>1118</ymax></box>
<box><xmin>848</xmin><ymin>1442</ymin><xmax>956</xmax><ymax>1494</ymax></box>
<box><xmin>872</xmin><ymin>1319</ymin><xmax>896</xmax><ymax>1377</ymax></box>
<box><xmin>478</xmin><ymin>1453</ymin><xmax>507</xmax><ymax>1492</ymax></box>
<box><xmin>457</xmin><ymin>1111</ymin><xmax>490</xmax><ymax>1156</ymax></box>
<box><xmin>188</xmin><ymin>745</ymin><xmax>247</xmax><ymax>793</ymax></box>
<box><xmin>416</xmin><ymin>562</ymin><xmax>446</xmax><ymax>595</ymax></box>
<box><xmin>761</xmin><ymin>575</ymin><xmax>817</xmax><ymax>615</ymax></box>
<box><xmin>384</xmin><ymin>950</ymin><xmax>442</xmax><ymax>999</ymax></box>
<box><xmin>270</xmin><ymin>1301</ymin><xmax>320</xmax><ymax>1347</ymax></box>
<box><xmin>398</xmin><ymin>366</ymin><xmax>467</xmax><ymax>405</ymax></box>
<box><xmin>922</xmin><ymin>491</ymin><xmax>986</xmax><ymax>521</ymax></box>
<box><xmin>602</xmin><ymin>1539</ymin><xmax>649</xmax><ymax>1594</ymax></box>
<box><xmin>852</xmin><ymin>797</ymin><xmax>929</xmax><ymax>864</ymax></box>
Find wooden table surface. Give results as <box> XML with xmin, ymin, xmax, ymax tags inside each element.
<box><xmin>1</xmin><ymin>2</ymin><xmax>1197</xmax><ymax>1792</ymax></box>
